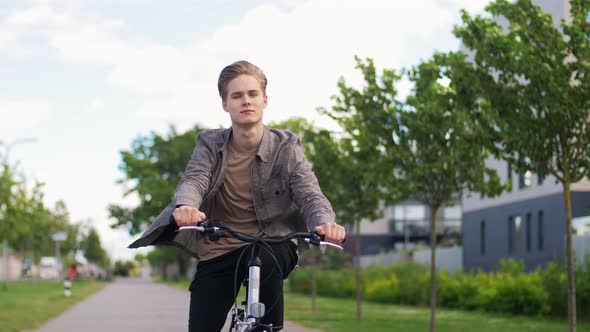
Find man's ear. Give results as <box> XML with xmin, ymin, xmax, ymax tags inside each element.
<box><xmin>263</xmin><ymin>95</ymin><xmax>268</xmax><ymax>107</ymax></box>
<box><xmin>222</xmin><ymin>100</ymin><xmax>228</xmax><ymax>112</ymax></box>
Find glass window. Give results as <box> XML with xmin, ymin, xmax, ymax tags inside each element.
<box><xmin>507</xmin><ymin>163</ymin><xmax>513</xmax><ymax>191</ymax></box>
<box><xmin>526</xmin><ymin>213</ymin><xmax>532</xmax><ymax>252</ymax></box>
<box><xmin>480</xmin><ymin>220</ymin><xmax>486</xmax><ymax>256</ymax></box>
<box><xmin>444</xmin><ymin>206</ymin><xmax>462</xmax><ymax>221</ymax></box>
<box><xmin>519</xmin><ymin>170</ymin><xmax>532</xmax><ymax>189</ymax></box>
<box><xmin>394</xmin><ymin>205</ymin><xmax>425</xmax><ymax>221</ymax></box>
<box><xmin>537</xmin><ymin>168</ymin><xmax>546</xmax><ymax>185</ymax></box>
<box><xmin>508</xmin><ymin>215</ymin><xmax>522</xmax><ymax>254</ymax></box>
<box><xmin>538</xmin><ymin>211</ymin><xmax>544</xmax><ymax>251</ymax></box>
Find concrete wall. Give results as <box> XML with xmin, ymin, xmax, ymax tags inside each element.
<box><xmin>361</xmin><ymin>246</ymin><xmax>462</xmax><ymax>273</ymax></box>
<box><xmin>0</xmin><ymin>252</ymin><xmax>24</xmax><ymax>281</ymax></box>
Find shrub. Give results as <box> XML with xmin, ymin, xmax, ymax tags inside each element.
<box><xmin>288</xmin><ymin>266</ymin><xmax>312</xmax><ymax>293</ymax></box>
<box><xmin>541</xmin><ymin>261</ymin><xmax>568</xmax><ymax>317</ymax></box>
<box><xmin>483</xmin><ymin>267</ymin><xmax>549</xmax><ymax>316</ymax></box>
<box><xmin>576</xmin><ymin>256</ymin><xmax>590</xmax><ymax>320</ymax></box>
<box><xmin>364</xmin><ymin>272</ymin><xmax>399</xmax><ymax>303</ymax></box>
<box><xmin>394</xmin><ymin>264</ymin><xmax>430</xmax><ymax>306</ymax></box>
<box><xmin>288</xmin><ymin>258</ymin><xmax>588</xmax><ymax>319</ymax></box>
<box><xmin>316</xmin><ymin>268</ymin><xmax>356</xmax><ymax>298</ymax></box>
<box><xmin>439</xmin><ymin>270</ymin><xmax>490</xmax><ymax>310</ymax></box>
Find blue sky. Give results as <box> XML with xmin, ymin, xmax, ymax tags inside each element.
<box><xmin>0</xmin><ymin>0</ymin><xmax>490</xmax><ymax>260</ymax></box>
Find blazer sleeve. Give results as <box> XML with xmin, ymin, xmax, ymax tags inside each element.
<box><xmin>288</xmin><ymin>138</ymin><xmax>336</xmax><ymax>229</ymax></box>
<box><xmin>173</xmin><ymin>132</ymin><xmax>214</xmax><ymax>208</ymax></box>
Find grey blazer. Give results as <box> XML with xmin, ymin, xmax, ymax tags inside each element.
<box><xmin>128</xmin><ymin>126</ymin><xmax>336</xmax><ymax>258</ymax></box>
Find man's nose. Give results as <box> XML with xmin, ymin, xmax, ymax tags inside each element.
<box><xmin>242</xmin><ymin>97</ymin><xmax>251</xmax><ymax>105</ymax></box>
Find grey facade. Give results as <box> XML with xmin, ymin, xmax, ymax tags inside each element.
<box><xmin>459</xmin><ymin>0</ymin><xmax>589</xmax><ymax>272</ymax></box>
<box><xmin>463</xmin><ymin>191</ymin><xmax>590</xmax><ymax>272</ymax></box>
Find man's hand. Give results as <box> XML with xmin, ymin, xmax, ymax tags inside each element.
<box><xmin>314</xmin><ymin>222</ymin><xmax>346</xmax><ymax>244</ymax></box>
<box><xmin>173</xmin><ymin>205</ymin><xmax>206</xmax><ymax>227</ymax></box>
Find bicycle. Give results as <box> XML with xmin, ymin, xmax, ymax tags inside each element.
<box><xmin>177</xmin><ymin>220</ymin><xmax>344</xmax><ymax>332</ymax></box>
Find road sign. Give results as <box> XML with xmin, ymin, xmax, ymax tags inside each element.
<box><xmin>51</xmin><ymin>232</ymin><xmax>67</xmax><ymax>242</ymax></box>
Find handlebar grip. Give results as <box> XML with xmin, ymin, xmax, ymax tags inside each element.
<box><xmin>313</xmin><ymin>232</ymin><xmax>346</xmax><ymax>244</ymax></box>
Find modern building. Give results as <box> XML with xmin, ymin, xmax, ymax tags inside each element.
<box><xmin>461</xmin><ymin>0</ymin><xmax>590</xmax><ymax>272</ymax></box>
<box><xmin>354</xmin><ymin>200</ymin><xmax>462</xmax><ymax>256</ymax></box>
<box><xmin>462</xmin><ymin>158</ymin><xmax>590</xmax><ymax>271</ymax></box>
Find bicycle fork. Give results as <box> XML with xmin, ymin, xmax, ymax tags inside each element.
<box><xmin>247</xmin><ymin>256</ymin><xmax>265</xmax><ymax>321</ymax></box>
<box><xmin>235</xmin><ymin>247</ymin><xmax>268</xmax><ymax>332</ymax></box>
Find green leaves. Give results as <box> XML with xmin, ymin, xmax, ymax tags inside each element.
<box><xmin>109</xmin><ymin>125</ymin><xmax>207</xmax><ymax>235</ymax></box>
<box><xmin>321</xmin><ymin>57</ymin><xmax>403</xmax><ymax>221</ymax></box>
<box><xmin>0</xmin><ymin>162</ymin><xmax>81</xmax><ymax>262</ymax></box>
<box><xmin>398</xmin><ymin>52</ymin><xmax>505</xmax><ymax>209</ymax></box>
<box><xmin>80</xmin><ymin>227</ymin><xmax>109</xmax><ymax>267</ymax></box>
<box><xmin>454</xmin><ymin>0</ymin><xmax>590</xmax><ymax>183</ymax></box>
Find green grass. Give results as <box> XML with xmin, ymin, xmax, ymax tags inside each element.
<box><xmin>160</xmin><ymin>279</ymin><xmax>590</xmax><ymax>332</ymax></box>
<box><xmin>0</xmin><ymin>280</ymin><xmax>106</xmax><ymax>332</ymax></box>
<box><xmin>284</xmin><ymin>292</ymin><xmax>590</xmax><ymax>332</ymax></box>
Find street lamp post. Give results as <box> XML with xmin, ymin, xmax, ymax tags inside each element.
<box><xmin>1</xmin><ymin>137</ymin><xmax>37</xmax><ymax>286</ymax></box>
<box><xmin>51</xmin><ymin>232</ymin><xmax>67</xmax><ymax>281</ymax></box>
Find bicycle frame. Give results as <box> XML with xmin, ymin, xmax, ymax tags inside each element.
<box><xmin>177</xmin><ymin>220</ymin><xmax>343</xmax><ymax>332</ymax></box>
<box><xmin>232</xmin><ymin>246</ymin><xmax>269</xmax><ymax>332</ymax></box>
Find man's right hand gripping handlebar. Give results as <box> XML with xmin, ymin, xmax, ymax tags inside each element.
<box><xmin>172</xmin><ymin>205</ymin><xmax>206</xmax><ymax>227</ymax></box>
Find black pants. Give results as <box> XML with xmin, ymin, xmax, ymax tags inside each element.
<box><xmin>188</xmin><ymin>241</ymin><xmax>297</xmax><ymax>332</ymax></box>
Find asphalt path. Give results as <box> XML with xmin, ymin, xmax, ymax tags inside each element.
<box><xmin>36</xmin><ymin>277</ymin><xmax>321</xmax><ymax>332</ymax></box>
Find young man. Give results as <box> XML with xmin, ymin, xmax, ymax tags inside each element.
<box><xmin>129</xmin><ymin>61</ymin><xmax>345</xmax><ymax>331</ymax></box>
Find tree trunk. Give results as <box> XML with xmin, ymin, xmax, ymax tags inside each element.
<box><xmin>2</xmin><ymin>238</ymin><xmax>8</xmax><ymax>290</ymax></box>
<box><xmin>177</xmin><ymin>255</ymin><xmax>187</xmax><ymax>279</ymax></box>
<box><xmin>311</xmin><ymin>264</ymin><xmax>317</xmax><ymax>314</ymax></box>
<box><xmin>355</xmin><ymin>220</ymin><xmax>362</xmax><ymax>320</ymax></box>
<box><xmin>429</xmin><ymin>206</ymin><xmax>439</xmax><ymax>332</ymax></box>
<box><xmin>563</xmin><ymin>180</ymin><xmax>576</xmax><ymax>332</ymax></box>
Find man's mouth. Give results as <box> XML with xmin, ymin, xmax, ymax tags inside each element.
<box><xmin>241</xmin><ymin>110</ymin><xmax>255</xmax><ymax>114</ymax></box>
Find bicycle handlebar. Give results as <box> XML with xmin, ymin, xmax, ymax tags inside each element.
<box><xmin>176</xmin><ymin>220</ymin><xmax>344</xmax><ymax>250</ymax></box>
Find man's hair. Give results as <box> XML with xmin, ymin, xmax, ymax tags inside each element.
<box><xmin>218</xmin><ymin>60</ymin><xmax>267</xmax><ymax>101</ymax></box>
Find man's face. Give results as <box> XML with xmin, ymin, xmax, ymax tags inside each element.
<box><xmin>222</xmin><ymin>74</ymin><xmax>268</xmax><ymax>127</ymax></box>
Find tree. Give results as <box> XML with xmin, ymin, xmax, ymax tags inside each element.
<box><xmin>270</xmin><ymin>117</ymin><xmax>352</xmax><ymax>314</ymax></box>
<box><xmin>0</xmin><ymin>149</ymin><xmax>83</xmax><ymax>287</ymax></box>
<box><xmin>320</xmin><ymin>57</ymin><xmax>403</xmax><ymax>320</ymax></box>
<box><xmin>398</xmin><ymin>52</ymin><xmax>504</xmax><ymax>332</ymax></box>
<box><xmin>0</xmin><ymin>163</ymin><xmax>19</xmax><ymax>290</ymax></box>
<box><xmin>454</xmin><ymin>1</ymin><xmax>590</xmax><ymax>330</ymax></box>
<box><xmin>146</xmin><ymin>246</ymin><xmax>186</xmax><ymax>280</ymax></box>
<box><xmin>81</xmin><ymin>227</ymin><xmax>109</xmax><ymax>268</ymax></box>
<box><xmin>110</xmin><ymin>125</ymin><xmax>207</xmax><ymax>276</ymax></box>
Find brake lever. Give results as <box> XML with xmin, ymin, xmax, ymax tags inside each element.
<box><xmin>305</xmin><ymin>232</ymin><xmax>344</xmax><ymax>252</ymax></box>
<box><xmin>177</xmin><ymin>222</ymin><xmax>223</xmax><ymax>241</ymax></box>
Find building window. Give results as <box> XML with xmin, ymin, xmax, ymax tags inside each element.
<box><xmin>537</xmin><ymin>168</ymin><xmax>546</xmax><ymax>185</ymax></box>
<box><xmin>507</xmin><ymin>163</ymin><xmax>513</xmax><ymax>191</ymax></box>
<box><xmin>538</xmin><ymin>210</ymin><xmax>544</xmax><ymax>251</ymax></box>
<box><xmin>519</xmin><ymin>170</ymin><xmax>532</xmax><ymax>189</ymax></box>
<box><xmin>508</xmin><ymin>215</ymin><xmax>522</xmax><ymax>254</ymax></box>
<box><xmin>480</xmin><ymin>220</ymin><xmax>486</xmax><ymax>256</ymax></box>
<box><xmin>526</xmin><ymin>213</ymin><xmax>532</xmax><ymax>252</ymax></box>
<box><xmin>394</xmin><ymin>205</ymin><xmax>425</xmax><ymax>221</ymax></box>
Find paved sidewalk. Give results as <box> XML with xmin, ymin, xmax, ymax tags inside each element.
<box><xmin>36</xmin><ymin>277</ymin><xmax>321</xmax><ymax>332</ymax></box>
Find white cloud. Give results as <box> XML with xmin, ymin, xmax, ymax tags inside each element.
<box><xmin>87</xmin><ymin>98</ymin><xmax>104</xmax><ymax>114</ymax></box>
<box><xmin>1</xmin><ymin>0</ymin><xmax>491</xmax><ymax>131</ymax></box>
<box><xmin>0</xmin><ymin>100</ymin><xmax>50</xmax><ymax>130</ymax></box>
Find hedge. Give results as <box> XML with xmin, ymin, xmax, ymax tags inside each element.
<box><xmin>288</xmin><ymin>258</ymin><xmax>590</xmax><ymax>319</ymax></box>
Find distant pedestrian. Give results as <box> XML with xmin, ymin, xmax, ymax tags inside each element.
<box><xmin>68</xmin><ymin>264</ymin><xmax>77</xmax><ymax>281</ymax></box>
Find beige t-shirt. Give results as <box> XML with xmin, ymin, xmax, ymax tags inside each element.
<box><xmin>197</xmin><ymin>141</ymin><xmax>263</xmax><ymax>261</ymax></box>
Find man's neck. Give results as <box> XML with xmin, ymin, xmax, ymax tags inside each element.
<box><xmin>230</xmin><ymin>123</ymin><xmax>264</xmax><ymax>153</ymax></box>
